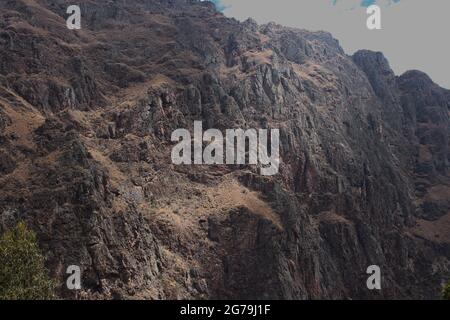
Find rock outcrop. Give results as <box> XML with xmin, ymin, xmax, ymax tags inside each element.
<box><xmin>0</xmin><ymin>0</ymin><xmax>448</xmax><ymax>299</ymax></box>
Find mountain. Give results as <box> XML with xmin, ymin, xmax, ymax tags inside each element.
<box><xmin>0</xmin><ymin>0</ymin><xmax>448</xmax><ymax>299</ymax></box>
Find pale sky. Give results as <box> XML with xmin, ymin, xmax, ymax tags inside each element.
<box><xmin>213</xmin><ymin>0</ymin><xmax>450</xmax><ymax>89</ymax></box>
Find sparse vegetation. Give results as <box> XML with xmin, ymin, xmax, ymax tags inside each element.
<box><xmin>0</xmin><ymin>221</ymin><xmax>55</xmax><ymax>300</ymax></box>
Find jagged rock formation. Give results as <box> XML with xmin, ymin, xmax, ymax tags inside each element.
<box><xmin>0</xmin><ymin>0</ymin><xmax>448</xmax><ymax>299</ymax></box>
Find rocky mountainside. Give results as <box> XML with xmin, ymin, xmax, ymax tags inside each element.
<box><xmin>0</xmin><ymin>0</ymin><xmax>449</xmax><ymax>299</ymax></box>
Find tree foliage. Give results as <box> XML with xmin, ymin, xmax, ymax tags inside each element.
<box><xmin>443</xmin><ymin>281</ymin><xmax>450</xmax><ymax>300</ymax></box>
<box><xmin>0</xmin><ymin>221</ymin><xmax>55</xmax><ymax>300</ymax></box>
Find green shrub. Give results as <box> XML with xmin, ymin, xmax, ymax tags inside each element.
<box><xmin>0</xmin><ymin>221</ymin><xmax>55</xmax><ymax>300</ymax></box>
<box><xmin>443</xmin><ymin>281</ymin><xmax>450</xmax><ymax>300</ymax></box>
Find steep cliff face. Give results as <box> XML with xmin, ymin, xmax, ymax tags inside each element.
<box><xmin>0</xmin><ymin>0</ymin><xmax>448</xmax><ymax>299</ymax></box>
